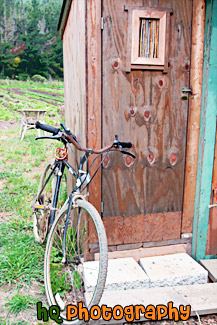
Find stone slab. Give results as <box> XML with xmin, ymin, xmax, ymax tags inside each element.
<box><xmin>84</xmin><ymin>257</ymin><xmax>150</xmax><ymax>293</ymax></box>
<box><xmin>200</xmin><ymin>259</ymin><xmax>217</xmax><ymax>282</ymax></box>
<box><xmin>91</xmin><ymin>283</ymin><xmax>217</xmax><ymax>324</ymax></box>
<box><xmin>140</xmin><ymin>253</ymin><xmax>208</xmax><ymax>287</ymax></box>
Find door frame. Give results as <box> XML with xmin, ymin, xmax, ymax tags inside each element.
<box><xmin>192</xmin><ymin>0</ymin><xmax>217</xmax><ymax>261</ymax></box>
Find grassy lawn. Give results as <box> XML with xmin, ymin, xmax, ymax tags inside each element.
<box><xmin>0</xmin><ymin>79</ymin><xmax>65</xmax><ymax>324</ymax></box>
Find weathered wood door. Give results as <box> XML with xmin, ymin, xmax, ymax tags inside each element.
<box><xmin>102</xmin><ymin>0</ymin><xmax>192</xmax><ymax>246</ymax></box>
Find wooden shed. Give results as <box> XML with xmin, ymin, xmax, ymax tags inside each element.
<box><xmin>57</xmin><ymin>0</ymin><xmax>217</xmax><ymax>260</ymax></box>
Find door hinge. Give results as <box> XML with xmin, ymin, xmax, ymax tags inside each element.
<box><xmin>101</xmin><ymin>17</ymin><xmax>104</xmax><ymax>30</ymax></box>
<box><xmin>101</xmin><ymin>201</ymin><xmax>104</xmax><ymax>216</ymax></box>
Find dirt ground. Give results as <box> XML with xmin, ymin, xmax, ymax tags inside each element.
<box><xmin>0</xmin><ymin>120</ymin><xmax>19</xmax><ymax>130</ymax></box>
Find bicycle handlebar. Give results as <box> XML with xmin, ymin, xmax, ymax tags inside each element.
<box><xmin>35</xmin><ymin>121</ymin><xmax>60</xmax><ymax>135</ymax></box>
<box><xmin>35</xmin><ymin>121</ymin><xmax>135</xmax><ymax>157</ymax></box>
<box><xmin>118</xmin><ymin>142</ymin><xmax>132</xmax><ymax>149</ymax></box>
<box><xmin>64</xmin><ymin>133</ymin><xmax>113</xmax><ymax>154</ymax></box>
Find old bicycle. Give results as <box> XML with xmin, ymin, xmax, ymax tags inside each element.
<box><xmin>32</xmin><ymin>121</ymin><xmax>135</xmax><ymax>324</ymax></box>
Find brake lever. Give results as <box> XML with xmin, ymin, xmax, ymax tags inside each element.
<box><xmin>60</xmin><ymin>123</ymin><xmax>77</xmax><ymax>141</ymax></box>
<box><xmin>35</xmin><ymin>135</ymin><xmax>61</xmax><ymax>141</ymax></box>
<box><xmin>120</xmin><ymin>149</ymin><xmax>136</xmax><ymax>159</ymax></box>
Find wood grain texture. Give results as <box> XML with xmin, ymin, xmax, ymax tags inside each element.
<box><xmin>101</xmin><ymin>211</ymin><xmax>181</xmax><ymax>245</ymax></box>
<box><xmin>86</xmin><ymin>0</ymin><xmax>102</xmax><ymax>213</ymax></box>
<box><xmin>102</xmin><ymin>0</ymin><xmax>192</xmax><ymax>232</ymax></box>
<box><xmin>103</xmin><ymin>216</ymin><xmax>124</xmax><ymax>245</ymax></box>
<box><xmin>63</xmin><ymin>0</ymin><xmax>86</xmax><ymax>193</ymax></box>
<box><xmin>182</xmin><ymin>0</ymin><xmax>205</xmax><ymax>233</ymax></box>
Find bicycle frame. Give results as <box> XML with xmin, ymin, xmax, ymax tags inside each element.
<box><xmin>36</xmin><ymin>151</ymin><xmax>91</xmax><ymax>229</ymax></box>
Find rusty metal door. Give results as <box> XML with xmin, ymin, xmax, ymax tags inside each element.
<box><xmin>101</xmin><ymin>0</ymin><xmax>192</xmax><ymax>245</ymax></box>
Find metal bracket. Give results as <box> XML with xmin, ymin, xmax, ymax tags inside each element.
<box><xmin>208</xmin><ymin>203</ymin><xmax>217</xmax><ymax>209</ymax></box>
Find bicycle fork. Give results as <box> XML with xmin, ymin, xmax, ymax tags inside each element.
<box><xmin>49</xmin><ymin>161</ymin><xmax>65</xmax><ymax>227</ymax></box>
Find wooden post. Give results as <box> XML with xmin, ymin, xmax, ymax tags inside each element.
<box><xmin>182</xmin><ymin>0</ymin><xmax>205</xmax><ymax>234</ymax></box>
<box><xmin>192</xmin><ymin>0</ymin><xmax>217</xmax><ymax>260</ymax></box>
<box><xmin>86</xmin><ymin>0</ymin><xmax>102</xmax><ymax>213</ymax></box>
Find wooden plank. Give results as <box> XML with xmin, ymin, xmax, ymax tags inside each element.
<box><xmin>144</xmin><ymin>213</ymin><xmax>163</xmax><ymax>242</ymax></box>
<box><xmin>163</xmin><ymin>211</ymin><xmax>181</xmax><ymax>240</ymax></box>
<box><xmin>115</xmin><ymin>237</ymin><xmax>191</xmax><ymax>251</ymax></box>
<box><xmin>123</xmin><ymin>214</ymin><xmax>145</xmax><ymax>244</ymax></box>
<box><xmin>62</xmin><ymin>0</ymin><xmax>86</xmax><ymax>194</ymax></box>
<box><xmin>103</xmin><ymin>216</ymin><xmax>124</xmax><ymax>245</ymax></box>
<box><xmin>182</xmin><ymin>0</ymin><xmax>205</xmax><ymax>234</ymax></box>
<box><xmin>102</xmin><ymin>211</ymin><xmax>181</xmax><ymax>245</ymax></box>
<box><xmin>200</xmin><ymin>259</ymin><xmax>217</xmax><ymax>282</ymax></box>
<box><xmin>192</xmin><ymin>0</ymin><xmax>217</xmax><ymax>261</ymax></box>
<box><xmin>95</xmin><ymin>244</ymin><xmax>188</xmax><ymax>262</ymax></box>
<box><xmin>86</xmin><ymin>0</ymin><xmax>102</xmax><ymax>213</ymax></box>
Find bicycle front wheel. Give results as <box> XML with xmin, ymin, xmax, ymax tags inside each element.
<box><xmin>44</xmin><ymin>199</ymin><xmax>108</xmax><ymax>324</ymax></box>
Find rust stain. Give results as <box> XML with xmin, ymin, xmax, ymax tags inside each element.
<box><xmin>170</xmin><ymin>153</ymin><xmax>177</xmax><ymax>166</ymax></box>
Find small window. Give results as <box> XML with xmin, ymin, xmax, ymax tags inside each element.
<box><xmin>125</xmin><ymin>6</ymin><xmax>172</xmax><ymax>72</ymax></box>
<box><xmin>139</xmin><ymin>18</ymin><xmax>160</xmax><ymax>59</ymax></box>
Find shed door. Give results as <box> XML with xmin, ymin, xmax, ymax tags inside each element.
<box><xmin>102</xmin><ymin>0</ymin><xmax>192</xmax><ymax>246</ymax></box>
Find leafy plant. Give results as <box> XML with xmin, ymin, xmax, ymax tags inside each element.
<box><xmin>5</xmin><ymin>294</ymin><xmax>38</xmax><ymax>316</ymax></box>
<box><xmin>31</xmin><ymin>75</ymin><xmax>47</xmax><ymax>83</ymax></box>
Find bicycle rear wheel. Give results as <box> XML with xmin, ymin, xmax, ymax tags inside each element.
<box><xmin>44</xmin><ymin>199</ymin><xmax>108</xmax><ymax>324</ymax></box>
<box><xmin>33</xmin><ymin>160</ymin><xmax>56</xmax><ymax>244</ymax></box>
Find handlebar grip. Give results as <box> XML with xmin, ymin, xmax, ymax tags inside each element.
<box><xmin>35</xmin><ymin>121</ymin><xmax>60</xmax><ymax>135</ymax></box>
<box><xmin>119</xmin><ymin>142</ymin><xmax>132</xmax><ymax>149</ymax></box>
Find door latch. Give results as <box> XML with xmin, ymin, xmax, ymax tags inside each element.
<box><xmin>182</xmin><ymin>87</ymin><xmax>193</xmax><ymax>100</ymax></box>
<box><xmin>208</xmin><ymin>187</ymin><xmax>217</xmax><ymax>208</ymax></box>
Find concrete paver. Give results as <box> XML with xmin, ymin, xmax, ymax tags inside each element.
<box><xmin>200</xmin><ymin>259</ymin><xmax>217</xmax><ymax>282</ymax></box>
<box><xmin>140</xmin><ymin>253</ymin><xmax>208</xmax><ymax>287</ymax></box>
<box><xmin>84</xmin><ymin>257</ymin><xmax>150</xmax><ymax>293</ymax></box>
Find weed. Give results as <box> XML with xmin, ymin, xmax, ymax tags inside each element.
<box><xmin>5</xmin><ymin>293</ymin><xmax>38</xmax><ymax>316</ymax></box>
<box><xmin>0</xmin><ymin>224</ymin><xmax>44</xmax><ymax>286</ymax></box>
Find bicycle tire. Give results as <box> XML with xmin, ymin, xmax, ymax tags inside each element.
<box><xmin>44</xmin><ymin>199</ymin><xmax>108</xmax><ymax>324</ymax></box>
<box><xmin>33</xmin><ymin>159</ymin><xmax>57</xmax><ymax>244</ymax></box>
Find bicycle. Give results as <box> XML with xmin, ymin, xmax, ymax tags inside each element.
<box><xmin>32</xmin><ymin>121</ymin><xmax>135</xmax><ymax>324</ymax></box>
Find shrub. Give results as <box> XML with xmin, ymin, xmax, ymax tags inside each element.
<box><xmin>31</xmin><ymin>74</ymin><xmax>47</xmax><ymax>83</ymax></box>
<box><xmin>18</xmin><ymin>73</ymin><xmax>30</xmax><ymax>81</ymax></box>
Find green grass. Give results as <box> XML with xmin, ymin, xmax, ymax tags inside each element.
<box><xmin>0</xmin><ymin>130</ymin><xmax>54</xmax><ymax>290</ymax></box>
<box><xmin>0</xmin><ymin>222</ymin><xmax>44</xmax><ymax>286</ymax></box>
<box><xmin>0</xmin><ymin>79</ymin><xmax>66</xmax><ymax>321</ymax></box>
<box><xmin>0</xmin><ymin>129</ymin><xmax>56</xmax><ymax>217</ymax></box>
<box><xmin>5</xmin><ymin>294</ymin><xmax>39</xmax><ymax>316</ymax></box>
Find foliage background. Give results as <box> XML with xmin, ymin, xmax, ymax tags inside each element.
<box><xmin>0</xmin><ymin>0</ymin><xmax>63</xmax><ymax>80</ymax></box>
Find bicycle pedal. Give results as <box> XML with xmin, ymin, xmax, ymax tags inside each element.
<box><xmin>33</xmin><ymin>204</ymin><xmax>46</xmax><ymax>210</ymax></box>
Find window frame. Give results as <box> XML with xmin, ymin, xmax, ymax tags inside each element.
<box><xmin>125</xmin><ymin>6</ymin><xmax>173</xmax><ymax>72</ymax></box>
